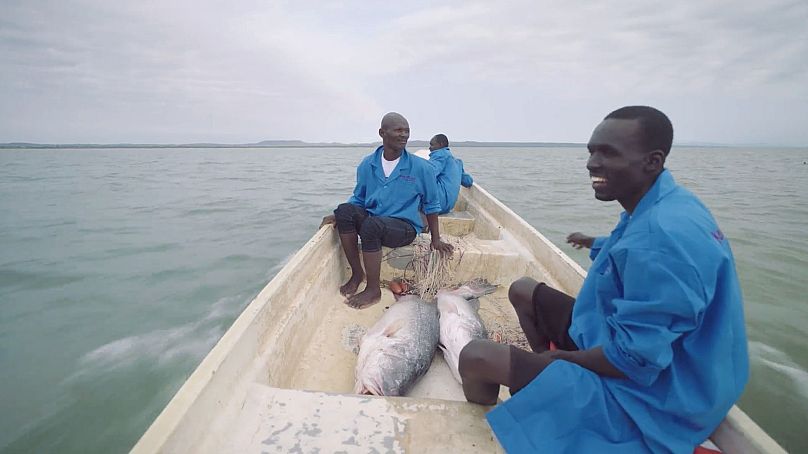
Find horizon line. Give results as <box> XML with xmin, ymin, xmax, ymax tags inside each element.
<box><xmin>2</xmin><ymin>139</ymin><xmax>805</xmax><ymax>149</ymax></box>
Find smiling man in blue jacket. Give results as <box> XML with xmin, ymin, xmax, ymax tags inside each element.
<box><xmin>458</xmin><ymin>106</ymin><xmax>749</xmax><ymax>453</ymax></box>
<box><xmin>322</xmin><ymin>112</ymin><xmax>454</xmax><ymax>309</ymax></box>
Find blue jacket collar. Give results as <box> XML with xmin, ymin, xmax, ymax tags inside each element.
<box><xmin>369</xmin><ymin>145</ymin><xmax>411</xmax><ymax>181</ymax></box>
<box><xmin>630</xmin><ymin>169</ymin><xmax>677</xmax><ymax>218</ymax></box>
<box><xmin>429</xmin><ymin>146</ymin><xmax>450</xmax><ymax>156</ymax></box>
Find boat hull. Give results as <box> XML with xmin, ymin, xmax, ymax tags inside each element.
<box><xmin>131</xmin><ymin>184</ymin><xmax>784</xmax><ymax>454</ymax></box>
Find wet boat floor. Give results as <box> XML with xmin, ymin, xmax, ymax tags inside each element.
<box><xmin>286</xmin><ymin>286</ymin><xmax>525</xmax><ymax>403</ymax></box>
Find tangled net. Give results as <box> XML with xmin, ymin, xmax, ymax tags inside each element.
<box><xmin>411</xmin><ymin>236</ymin><xmax>465</xmax><ymax>300</ymax></box>
<box><xmin>384</xmin><ymin>236</ymin><xmax>464</xmax><ymax>301</ymax></box>
<box><xmin>486</xmin><ymin>319</ymin><xmax>531</xmax><ymax>350</ymax></box>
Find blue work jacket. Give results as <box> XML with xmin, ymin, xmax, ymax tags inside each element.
<box><xmin>487</xmin><ymin>170</ymin><xmax>749</xmax><ymax>453</ymax></box>
<box><xmin>348</xmin><ymin>146</ymin><xmax>441</xmax><ymax>232</ymax></box>
<box><xmin>428</xmin><ymin>147</ymin><xmax>463</xmax><ymax>214</ymax></box>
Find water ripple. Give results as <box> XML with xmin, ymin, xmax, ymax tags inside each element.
<box><xmin>1</xmin><ymin>145</ymin><xmax>806</xmax><ymax>452</ymax></box>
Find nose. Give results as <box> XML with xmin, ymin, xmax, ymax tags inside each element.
<box><xmin>586</xmin><ymin>152</ymin><xmax>601</xmax><ymax>173</ymax></box>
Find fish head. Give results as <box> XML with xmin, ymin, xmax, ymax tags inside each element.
<box><xmin>394</xmin><ymin>294</ymin><xmax>421</xmax><ymax>304</ymax></box>
<box><xmin>354</xmin><ymin>335</ymin><xmax>389</xmax><ymax>395</ymax></box>
<box><xmin>354</xmin><ymin>342</ymin><xmax>410</xmax><ymax>396</ymax></box>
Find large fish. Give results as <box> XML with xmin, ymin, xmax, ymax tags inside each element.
<box><xmin>354</xmin><ymin>295</ymin><xmax>440</xmax><ymax>396</ymax></box>
<box><xmin>437</xmin><ymin>282</ymin><xmax>498</xmax><ymax>383</ymax></box>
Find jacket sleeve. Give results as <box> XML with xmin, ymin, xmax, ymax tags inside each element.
<box><xmin>420</xmin><ymin>164</ymin><xmax>441</xmax><ymax>215</ymax></box>
<box><xmin>589</xmin><ymin>236</ymin><xmax>608</xmax><ymax>261</ymax></box>
<box><xmin>601</xmin><ymin>249</ymin><xmax>706</xmax><ymax>386</ymax></box>
<box><xmin>347</xmin><ymin>163</ymin><xmax>366</xmax><ymax>207</ymax></box>
<box><xmin>457</xmin><ymin>159</ymin><xmax>473</xmax><ymax>187</ymax></box>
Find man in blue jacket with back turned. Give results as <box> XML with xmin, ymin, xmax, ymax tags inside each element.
<box><xmin>427</xmin><ymin>133</ymin><xmax>473</xmax><ymax>214</ymax></box>
<box><xmin>458</xmin><ymin>106</ymin><xmax>749</xmax><ymax>453</ymax></box>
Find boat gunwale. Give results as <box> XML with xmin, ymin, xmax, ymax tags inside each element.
<box><xmin>131</xmin><ymin>226</ymin><xmax>337</xmax><ymax>453</ymax></box>
<box><xmin>131</xmin><ymin>184</ymin><xmax>786</xmax><ymax>454</ymax></box>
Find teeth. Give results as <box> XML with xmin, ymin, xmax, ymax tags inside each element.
<box><xmin>591</xmin><ymin>176</ymin><xmax>607</xmax><ymax>183</ymax></box>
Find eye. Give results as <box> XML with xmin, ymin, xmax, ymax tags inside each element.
<box><xmin>594</xmin><ymin>146</ymin><xmax>618</xmax><ymax>157</ymax></box>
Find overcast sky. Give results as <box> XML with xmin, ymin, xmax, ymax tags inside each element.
<box><xmin>1</xmin><ymin>0</ymin><xmax>806</xmax><ymax>145</ymax></box>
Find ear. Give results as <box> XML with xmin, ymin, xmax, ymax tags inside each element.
<box><xmin>379</xmin><ymin>128</ymin><xmax>384</xmax><ymax>139</ymax></box>
<box><xmin>645</xmin><ymin>149</ymin><xmax>665</xmax><ymax>173</ymax></box>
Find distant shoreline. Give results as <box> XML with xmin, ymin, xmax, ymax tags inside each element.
<box><xmin>2</xmin><ymin>140</ymin><xmax>801</xmax><ymax>149</ymax></box>
<box><xmin>0</xmin><ymin>140</ymin><xmax>587</xmax><ymax>149</ymax></box>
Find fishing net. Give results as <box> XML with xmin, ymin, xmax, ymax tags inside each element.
<box><xmin>486</xmin><ymin>319</ymin><xmax>531</xmax><ymax>350</ymax></box>
<box><xmin>411</xmin><ymin>239</ymin><xmax>456</xmax><ymax>300</ymax></box>
<box><xmin>383</xmin><ymin>236</ymin><xmax>464</xmax><ymax>301</ymax></box>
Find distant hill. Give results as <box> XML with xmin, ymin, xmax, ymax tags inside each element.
<box><xmin>0</xmin><ymin>140</ymin><xmax>585</xmax><ymax>149</ymax></box>
<box><xmin>438</xmin><ymin>141</ymin><xmax>584</xmax><ymax>148</ymax></box>
<box><xmin>3</xmin><ymin>140</ymin><xmax>802</xmax><ymax>150</ymax></box>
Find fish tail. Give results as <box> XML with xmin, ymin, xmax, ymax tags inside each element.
<box><xmin>461</xmin><ymin>279</ymin><xmax>498</xmax><ymax>299</ymax></box>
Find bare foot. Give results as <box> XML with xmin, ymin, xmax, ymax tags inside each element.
<box><xmin>346</xmin><ymin>286</ymin><xmax>382</xmax><ymax>309</ymax></box>
<box><xmin>340</xmin><ymin>274</ymin><xmax>364</xmax><ymax>296</ymax></box>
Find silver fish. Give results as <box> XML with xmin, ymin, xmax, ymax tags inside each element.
<box><xmin>437</xmin><ymin>283</ymin><xmax>498</xmax><ymax>383</ymax></box>
<box><xmin>354</xmin><ymin>295</ymin><xmax>440</xmax><ymax>396</ymax></box>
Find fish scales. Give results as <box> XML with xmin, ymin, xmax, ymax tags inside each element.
<box><xmin>437</xmin><ymin>283</ymin><xmax>498</xmax><ymax>383</ymax></box>
<box><xmin>354</xmin><ymin>295</ymin><xmax>439</xmax><ymax>396</ymax></box>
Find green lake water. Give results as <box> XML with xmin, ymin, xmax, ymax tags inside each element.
<box><xmin>1</xmin><ymin>146</ymin><xmax>806</xmax><ymax>452</ymax></box>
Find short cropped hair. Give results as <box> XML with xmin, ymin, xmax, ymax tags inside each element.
<box><xmin>432</xmin><ymin>134</ymin><xmax>449</xmax><ymax>148</ymax></box>
<box><xmin>605</xmin><ymin>106</ymin><xmax>673</xmax><ymax>156</ymax></box>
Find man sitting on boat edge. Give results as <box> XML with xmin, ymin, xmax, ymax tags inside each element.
<box><xmin>321</xmin><ymin>112</ymin><xmax>453</xmax><ymax>309</ymax></box>
<box><xmin>427</xmin><ymin>133</ymin><xmax>474</xmax><ymax>215</ymax></box>
<box><xmin>457</xmin><ymin>106</ymin><xmax>750</xmax><ymax>453</ymax></box>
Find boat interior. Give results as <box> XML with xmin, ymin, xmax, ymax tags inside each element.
<box><xmin>132</xmin><ymin>186</ymin><xmax>782</xmax><ymax>453</ymax></box>
<box><xmin>133</xmin><ymin>186</ymin><xmax>586</xmax><ymax>452</ymax></box>
<box><xmin>286</xmin><ymin>200</ymin><xmax>571</xmax><ymax>402</ymax></box>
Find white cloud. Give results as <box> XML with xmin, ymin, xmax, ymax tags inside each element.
<box><xmin>1</xmin><ymin>0</ymin><xmax>806</xmax><ymax>144</ymax></box>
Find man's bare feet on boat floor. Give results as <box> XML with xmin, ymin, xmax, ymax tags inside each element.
<box><xmin>346</xmin><ymin>287</ymin><xmax>382</xmax><ymax>309</ymax></box>
<box><xmin>340</xmin><ymin>274</ymin><xmax>364</xmax><ymax>296</ymax></box>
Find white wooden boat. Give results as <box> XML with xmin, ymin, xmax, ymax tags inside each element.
<box><xmin>131</xmin><ymin>184</ymin><xmax>785</xmax><ymax>453</ymax></box>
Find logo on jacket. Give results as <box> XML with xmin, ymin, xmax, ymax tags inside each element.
<box><xmin>711</xmin><ymin>229</ymin><xmax>725</xmax><ymax>242</ymax></box>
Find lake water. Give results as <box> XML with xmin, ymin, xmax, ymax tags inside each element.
<box><xmin>1</xmin><ymin>146</ymin><xmax>806</xmax><ymax>453</ymax></box>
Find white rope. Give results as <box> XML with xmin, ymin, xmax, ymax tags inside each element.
<box><xmin>409</xmin><ymin>237</ymin><xmax>462</xmax><ymax>300</ymax></box>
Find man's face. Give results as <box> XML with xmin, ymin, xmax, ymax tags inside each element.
<box><xmin>380</xmin><ymin>117</ymin><xmax>410</xmax><ymax>153</ymax></box>
<box><xmin>586</xmin><ymin>118</ymin><xmax>651</xmax><ymax>210</ymax></box>
<box><xmin>429</xmin><ymin>136</ymin><xmax>440</xmax><ymax>151</ymax></box>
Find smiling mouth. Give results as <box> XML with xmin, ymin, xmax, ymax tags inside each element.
<box><xmin>591</xmin><ymin>176</ymin><xmax>607</xmax><ymax>188</ymax></box>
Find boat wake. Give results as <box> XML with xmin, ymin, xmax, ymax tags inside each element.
<box><xmin>76</xmin><ymin>294</ymin><xmax>244</xmax><ymax>375</ymax></box>
<box><xmin>749</xmin><ymin>341</ymin><xmax>808</xmax><ymax>403</ymax></box>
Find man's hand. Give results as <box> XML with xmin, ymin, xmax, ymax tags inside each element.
<box><xmin>431</xmin><ymin>238</ymin><xmax>454</xmax><ymax>256</ymax></box>
<box><xmin>546</xmin><ymin>349</ymin><xmax>573</xmax><ymax>361</ymax></box>
<box><xmin>320</xmin><ymin>214</ymin><xmax>336</xmax><ymax>229</ymax></box>
<box><xmin>566</xmin><ymin>232</ymin><xmax>594</xmax><ymax>249</ymax></box>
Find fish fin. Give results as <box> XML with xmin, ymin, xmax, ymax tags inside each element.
<box><xmin>383</xmin><ymin>318</ymin><xmax>406</xmax><ymax>337</ymax></box>
<box><xmin>463</xmin><ymin>279</ymin><xmax>498</xmax><ymax>298</ymax></box>
<box><xmin>438</xmin><ymin>299</ymin><xmax>459</xmax><ymax>316</ymax></box>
